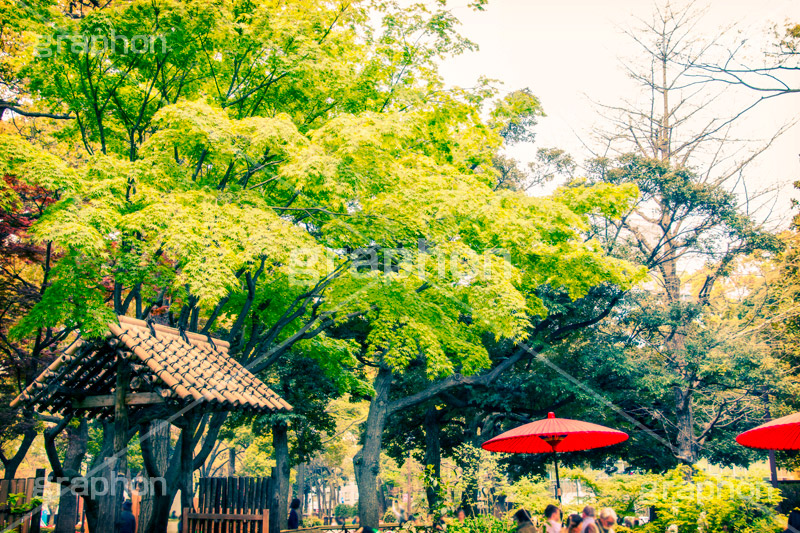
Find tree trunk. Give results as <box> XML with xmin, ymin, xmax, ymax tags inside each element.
<box><xmin>2</xmin><ymin>427</ymin><xmax>37</xmax><ymax>480</ymax></box>
<box><xmin>674</xmin><ymin>385</ymin><xmax>696</xmax><ymax>464</ymax></box>
<box><xmin>228</xmin><ymin>446</ymin><xmax>236</xmax><ymax>476</ymax></box>
<box><xmin>272</xmin><ymin>423</ymin><xmax>290</xmax><ymax>533</ymax></box>
<box><xmin>54</xmin><ymin>420</ymin><xmax>88</xmax><ymax>533</ymax></box>
<box><xmin>86</xmin><ymin>422</ymin><xmax>116</xmax><ymax>533</ymax></box>
<box><xmin>294</xmin><ymin>462</ymin><xmax>306</xmax><ymax>522</ymax></box>
<box><xmin>423</xmin><ymin>406</ymin><xmax>441</xmax><ymax>514</ymax></box>
<box><xmin>137</xmin><ymin>420</ymin><xmax>171</xmax><ymax>533</ymax></box>
<box><xmin>354</xmin><ymin>367</ymin><xmax>392</xmax><ymax>528</ymax></box>
<box><xmin>316</xmin><ymin>482</ymin><xmax>322</xmax><ymax>519</ymax></box>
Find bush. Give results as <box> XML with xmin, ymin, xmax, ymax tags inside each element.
<box><xmin>335</xmin><ymin>503</ymin><xmax>357</xmax><ymax>519</ymax></box>
<box><xmin>637</xmin><ymin>466</ymin><xmax>782</xmax><ymax>533</ymax></box>
<box><xmin>543</xmin><ymin>465</ymin><xmax>785</xmax><ymax>533</ymax></box>
<box><xmin>447</xmin><ymin>516</ymin><xmax>515</xmax><ymax>533</ymax></box>
<box><xmin>383</xmin><ymin>509</ymin><xmax>397</xmax><ymax>523</ymax></box>
<box><xmin>305</xmin><ymin>515</ymin><xmax>323</xmax><ymax>527</ymax></box>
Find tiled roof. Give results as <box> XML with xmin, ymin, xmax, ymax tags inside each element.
<box><xmin>11</xmin><ymin>315</ymin><xmax>291</xmax><ymax>417</ymax></box>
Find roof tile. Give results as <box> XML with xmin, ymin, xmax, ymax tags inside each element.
<box><xmin>10</xmin><ymin>315</ymin><xmax>291</xmax><ymax>417</ymax></box>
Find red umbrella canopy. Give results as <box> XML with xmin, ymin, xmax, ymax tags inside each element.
<box><xmin>481</xmin><ymin>412</ymin><xmax>629</xmax><ymax>454</ymax></box>
<box><xmin>736</xmin><ymin>411</ymin><xmax>800</xmax><ymax>450</ymax></box>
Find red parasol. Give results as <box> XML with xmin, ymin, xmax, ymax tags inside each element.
<box><xmin>736</xmin><ymin>411</ymin><xmax>800</xmax><ymax>450</ymax></box>
<box><xmin>481</xmin><ymin>412</ymin><xmax>628</xmax><ymax>502</ymax></box>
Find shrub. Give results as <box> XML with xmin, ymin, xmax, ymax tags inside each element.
<box><xmin>635</xmin><ymin>466</ymin><xmax>782</xmax><ymax>533</ymax></box>
<box><xmin>335</xmin><ymin>503</ymin><xmax>357</xmax><ymax>519</ymax></box>
<box><xmin>447</xmin><ymin>515</ymin><xmax>515</xmax><ymax>533</ymax></box>
<box><xmin>305</xmin><ymin>515</ymin><xmax>323</xmax><ymax>527</ymax></box>
<box><xmin>383</xmin><ymin>509</ymin><xmax>397</xmax><ymax>523</ymax></box>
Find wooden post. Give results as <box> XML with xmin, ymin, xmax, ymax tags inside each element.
<box><xmin>262</xmin><ymin>509</ymin><xmax>269</xmax><ymax>533</ymax></box>
<box><xmin>29</xmin><ymin>468</ymin><xmax>45</xmax><ymax>533</ymax></box>
<box><xmin>181</xmin><ymin>507</ymin><xmax>188</xmax><ymax>533</ymax></box>
<box><xmin>269</xmin><ymin>468</ymin><xmax>278</xmax><ymax>533</ymax></box>
<box><xmin>113</xmin><ymin>352</ymin><xmax>131</xmax><ymax>533</ymax></box>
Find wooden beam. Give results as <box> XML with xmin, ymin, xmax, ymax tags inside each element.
<box><xmin>72</xmin><ymin>392</ymin><xmax>165</xmax><ymax>409</ymax></box>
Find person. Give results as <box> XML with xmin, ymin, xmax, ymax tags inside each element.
<box><xmin>567</xmin><ymin>514</ymin><xmax>583</xmax><ymax>533</ymax></box>
<box><xmin>513</xmin><ymin>509</ymin><xmax>538</xmax><ymax>533</ymax></box>
<box><xmin>666</xmin><ymin>526</ymin><xmax>678</xmax><ymax>533</ymax></box>
<box><xmin>544</xmin><ymin>504</ymin><xmax>562</xmax><ymax>533</ymax></box>
<box><xmin>579</xmin><ymin>506</ymin><xmax>600</xmax><ymax>533</ymax></box>
<box><xmin>784</xmin><ymin>509</ymin><xmax>800</xmax><ymax>533</ymax></box>
<box><xmin>598</xmin><ymin>508</ymin><xmax>617</xmax><ymax>533</ymax></box>
<box><xmin>355</xmin><ymin>528</ymin><xmax>375</xmax><ymax>533</ymax></box>
<box><xmin>120</xmin><ymin>500</ymin><xmax>136</xmax><ymax>533</ymax></box>
<box><xmin>288</xmin><ymin>498</ymin><xmax>301</xmax><ymax>529</ymax></box>
<box><xmin>456</xmin><ymin>509</ymin><xmax>467</xmax><ymax>523</ymax></box>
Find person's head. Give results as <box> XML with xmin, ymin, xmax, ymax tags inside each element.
<box><xmin>666</xmin><ymin>525</ymin><xmax>678</xmax><ymax>533</ymax></box>
<box><xmin>582</xmin><ymin>506</ymin><xmax>595</xmax><ymax>519</ymax></box>
<box><xmin>568</xmin><ymin>514</ymin><xmax>582</xmax><ymax>531</ymax></box>
<box><xmin>457</xmin><ymin>509</ymin><xmax>466</xmax><ymax>522</ymax></box>
<box><xmin>290</xmin><ymin>498</ymin><xmax>301</xmax><ymax>510</ymax></box>
<box><xmin>790</xmin><ymin>509</ymin><xmax>800</xmax><ymax>530</ymax></box>
<box><xmin>544</xmin><ymin>504</ymin><xmax>561</xmax><ymax>522</ymax></box>
<box><xmin>122</xmin><ymin>500</ymin><xmax>132</xmax><ymax>511</ymax></box>
<box><xmin>599</xmin><ymin>508</ymin><xmax>617</xmax><ymax>527</ymax></box>
<box><xmin>514</xmin><ymin>509</ymin><xmax>532</xmax><ymax>525</ymax></box>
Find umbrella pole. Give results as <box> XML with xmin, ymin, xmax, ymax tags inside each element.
<box><xmin>553</xmin><ymin>456</ymin><xmax>562</xmax><ymax>504</ymax></box>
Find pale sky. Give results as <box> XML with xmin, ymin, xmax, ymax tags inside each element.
<box><xmin>439</xmin><ymin>0</ymin><xmax>800</xmax><ymax>226</ymax></box>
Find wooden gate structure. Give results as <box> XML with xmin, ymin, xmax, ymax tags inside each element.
<box><xmin>11</xmin><ymin>316</ymin><xmax>292</xmax><ymax>533</ymax></box>
<box><xmin>0</xmin><ymin>469</ymin><xmax>45</xmax><ymax>533</ymax></box>
<box><xmin>182</xmin><ymin>475</ymin><xmax>273</xmax><ymax>532</ymax></box>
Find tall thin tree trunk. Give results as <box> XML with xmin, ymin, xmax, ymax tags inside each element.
<box><xmin>674</xmin><ymin>385</ymin><xmax>696</xmax><ymax>464</ymax></box>
<box><xmin>87</xmin><ymin>422</ymin><xmax>116</xmax><ymax>533</ymax></box>
<box><xmin>294</xmin><ymin>462</ymin><xmax>306</xmax><ymax>523</ymax></box>
<box><xmin>137</xmin><ymin>420</ymin><xmax>171</xmax><ymax>533</ymax></box>
<box><xmin>228</xmin><ymin>447</ymin><xmax>236</xmax><ymax>476</ymax></box>
<box><xmin>354</xmin><ymin>367</ymin><xmax>392</xmax><ymax>528</ymax></box>
<box><xmin>272</xmin><ymin>423</ymin><xmax>290</xmax><ymax>533</ymax></box>
<box><xmin>54</xmin><ymin>420</ymin><xmax>88</xmax><ymax>533</ymax></box>
<box><xmin>423</xmin><ymin>406</ymin><xmax>441</xmax><ymax>514</ymax></box>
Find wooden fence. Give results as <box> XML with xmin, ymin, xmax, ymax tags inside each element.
<box><xmin>183</xmin><ymin>475</ymin><xmax>272</xmax><ymax>533</ymax></box>
<box><xmin>0</xmin><ymin>469</ymin><xmax>45</xmax><ymax>533</ymax></box>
